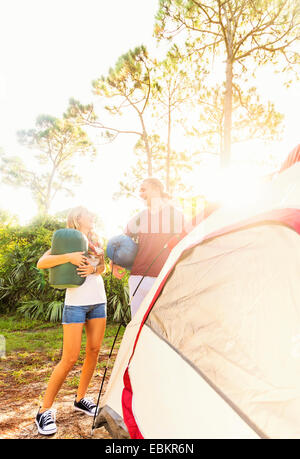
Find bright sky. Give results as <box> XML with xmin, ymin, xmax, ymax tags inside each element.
<box><xmin>0</xmin><ymin>0</ymin><xmax>299</xmax><ymax>237</ymax></box>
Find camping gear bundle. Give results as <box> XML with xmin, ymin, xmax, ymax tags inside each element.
<box><xmin>49</xmin><ymin>229</ymin><xmax>88</xmax><ymax>289</ymax></box>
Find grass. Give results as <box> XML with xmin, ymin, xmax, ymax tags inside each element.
<box><xmin>1</xmin><ymin>327</ymin><xmax>64</xmax><ymax>355</ymax></box>
<box><xmin>0</xmin><ymin>315</ymin><xmax>125</xmax><ymax>439</ymax></box>
<box><xmin>0</xmin><ymin>315</ymin><xmax>125</xmax><ymax>357</ymax></box>
<box><xmin>0</xmin><ymin>315</ymin><xmax>58</xmax><ymax>331</ymax></box>
<box><xmin>66</xmin><ymin>375</ymin><xmax>80</xmax><ymax>389</ymax></box>
<box><xmin>0</xmin><ymin>315</ymin><xmax>126</xmax><ymax>392</ymax></box>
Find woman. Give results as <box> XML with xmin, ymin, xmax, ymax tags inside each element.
<box><xmin>113</xmin><ymin>178</ymin><xmax>185</xmax><ymax>318</ymax></box>
<box><xmin>35</xmin><ymin>206</ymin><xmax>106</xmax><ymax>436</ymax></box>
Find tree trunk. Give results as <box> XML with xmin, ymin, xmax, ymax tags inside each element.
<box><xmin>139</xmin><ymin>114</ymin><xmax>152</xmax><ymax>176</ymax></box>
<box><xmin>222</xmin><ymin>59</ymin><xmax>233</xmax><ymax>167</ymax></box>
<box><xmin>44</xmin><ymin>164</ymin><xmax>56</xmax><ymax>215</ymax></box>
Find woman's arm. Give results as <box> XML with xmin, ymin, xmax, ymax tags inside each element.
<box><xmin>37</xmin><ymin>250</ymin><xmax>87</xmax><ymax>269</ymax></box>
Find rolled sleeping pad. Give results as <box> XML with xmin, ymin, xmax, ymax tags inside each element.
<box><xmin>49</xmin><ymin>228</ymin><xmax>88</xmax><ymax>289</ymax></box>
<box><xmin>106</xmin><ymin>234</ymin><xmax>138</xmax><ymax>269</ymax></box>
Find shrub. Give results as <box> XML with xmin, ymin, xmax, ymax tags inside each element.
<box><xmin>0</xmin><ymin>214</ymin><xmax>131</xmax><ymax>323</ymax></box>
<box><xmin>0</xmin><ymin>215</ymin><xmax>65</xmax><ymax>316</ymax></box>
<box><xmin>104</xmin><ymin>269</ymin><xmax>130</xmax><ymax>324</ymax></box>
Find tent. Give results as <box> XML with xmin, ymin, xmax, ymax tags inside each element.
<box><xmin>280</xmin><ymin>144</ymin><xmax>300</xmax><ymax>173</ymax></box>
<box><xmin>96</xmin><ymin>163</ymin><xmax>300</xmax><ymax>439</ymax></box>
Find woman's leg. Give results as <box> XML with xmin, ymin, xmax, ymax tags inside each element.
<box><xmin>41</xmin><ymin>323</ymin><xmax>84</xmax><ymax>412</ymax></box>
<box><xmin>76</xmin><ymin>318</ymin><xmax>106</xmax><ymax>401</ymax></box>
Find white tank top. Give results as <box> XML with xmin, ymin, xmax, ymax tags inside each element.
<box><xmin>64</xmin><ymin>256</ymin><xmax>107</xmax><ymax>306</ymax></box>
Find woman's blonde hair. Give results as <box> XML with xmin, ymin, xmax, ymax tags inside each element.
<box><xmin>66</xmin><ymin>206</ymin><xmax>90</xmax><ymax>231</ymax></box>
<box><xmin>66</xmin><ymin>206</ymin><xmax>102</xmax><ymax>250</ymax></box>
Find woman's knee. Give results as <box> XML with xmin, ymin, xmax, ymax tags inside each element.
<box><xmin>85</xmin><ymin>346</ymin><xmax>100</xmax><ymax>358</ymax></box>
<box><xmin>60</xmin><ymin>354</ymin><xmax>79</xmax><ymax>370</ymax></box>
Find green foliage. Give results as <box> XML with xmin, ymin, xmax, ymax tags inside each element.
<box><xmin>0</xmin><ymin>114</ymin><xmax>96</xmax><ymax>214</ymax></box>
<box><xmin>93</xmin><ymin>45</ymin><xmax>151</xmax><ymax>103</ymax></box>
<box><xmin>155</xmin><ymin>0</ymin><xmax>299</xmax><ymax>163</ymax></box>
<box><xmin>0</xmin><ymin>216</ymin><xmax>130</xmax><ymax>323</ymax></box>
<box><xmin>0</xmin><ymin>209</ymin><xmax>18</xmax><ymax>226</ymax></box>
<box><xmin>65</xmin><ymin>46</ymin><xmax>154</xmax><ymax>176</ymax></box>
<box><xmin>17</xmin><ymin>300</ymin><xmax>50</xmax><ymax>321</ymax></box>
<box><xmin>0</xmin><ymin>216</ymin><xmax>65</xmax><ymax>317</ymax></box>
<box><xmin>103</xmin><ymin>267</ymin><xmax>131</xmax><ymax>324</ymax></box>
<box><xmin>187</xmin><ymin>80</ymin><xmax>285</xmax><ymax>155</ymax></box>
<box><xmin>108</xmin><ymin>282</ymin><xmax>131</xmax><ymax>324</ymax></box>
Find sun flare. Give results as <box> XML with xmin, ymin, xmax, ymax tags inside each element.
<box><xmin>193</xmin><ymin>164</ymin><xmax>265</xmax><ymax>210</ymax></box>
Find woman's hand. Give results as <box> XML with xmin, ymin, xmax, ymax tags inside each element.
<box><xmin>68</xmin><ymin>252</ymin><xmax>88</xmax><ymax>267</ymax></box>
<box><xmin>77</xmin><ymin>260</ymin><xmax>95</xmax><ymax>278</ymax></box>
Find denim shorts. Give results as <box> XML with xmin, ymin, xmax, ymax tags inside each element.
<box><xmin>62</xmin><ymin>303</ymin><xmax>107</xmax><ymax>324</ymax></box>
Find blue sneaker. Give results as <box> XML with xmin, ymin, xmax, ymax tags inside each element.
<box><xmin>35</xmin><ymin>408</ymin><xmax>57</xmax><ymax>435</ymax></box>
<box><xmin>74</xmin><ymin>397</ymin><xmax>98</xmax><ymax>417</ymax></box>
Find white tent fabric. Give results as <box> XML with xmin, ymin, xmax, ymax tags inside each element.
<box><xmin>96</xmin><ymin>163</ymin><xmax>300</xmax><ymax>439</ymax></box>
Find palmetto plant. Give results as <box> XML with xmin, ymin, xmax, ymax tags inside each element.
<box><xmin>107</xmin><ymin>283</ymin><xmax>130</xmax><ymax>324</ymax></box>
<box><xmin>104</xmin><ymin>268</ymin><xmax>131</xmax><ymax>324</ymax></box>
<box><xmin>18</xmin><ymin>300</ymin><xmax>63</xmax><ymax>322</ymax></box>
<box><xmin>0</xmin><ymin>218</ymin><xmax>132</xmax><ymax>323</ymax></box>
<box><xmin>45</xmin><ymin>301</ymin><xmax>64</xmax><ymax>322</ymax></box>
<box><xmin>0</xmin><ymin>218</ymin><xmax>65</xmax><ymax>319</ymax></box>
<box><xmin>17</xmin><ymin>300</ymin><xmax>48</xmax><ymax>320</ymax></box>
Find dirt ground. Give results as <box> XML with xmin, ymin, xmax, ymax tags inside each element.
<box><xmin>0</xmin><ymin>350</ymin><xmax>116</xmax><ymax>439</ymax></box>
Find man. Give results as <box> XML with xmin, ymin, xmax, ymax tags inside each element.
<box><xmin>113</xmin><ymin>178</ymin><xmax>185</xmax><ymax>318</ymax></box>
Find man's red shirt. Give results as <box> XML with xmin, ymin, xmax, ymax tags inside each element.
<box><xmin>124</xmin><ymin>204</ymin><xmax>185</xmax><ymax>277</ymax></box>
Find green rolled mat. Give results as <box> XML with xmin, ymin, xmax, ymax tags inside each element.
<box><xmin>49</xmin><ymin>228</ymin><xmax>88</xmax><ymax>289</ymax></box>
